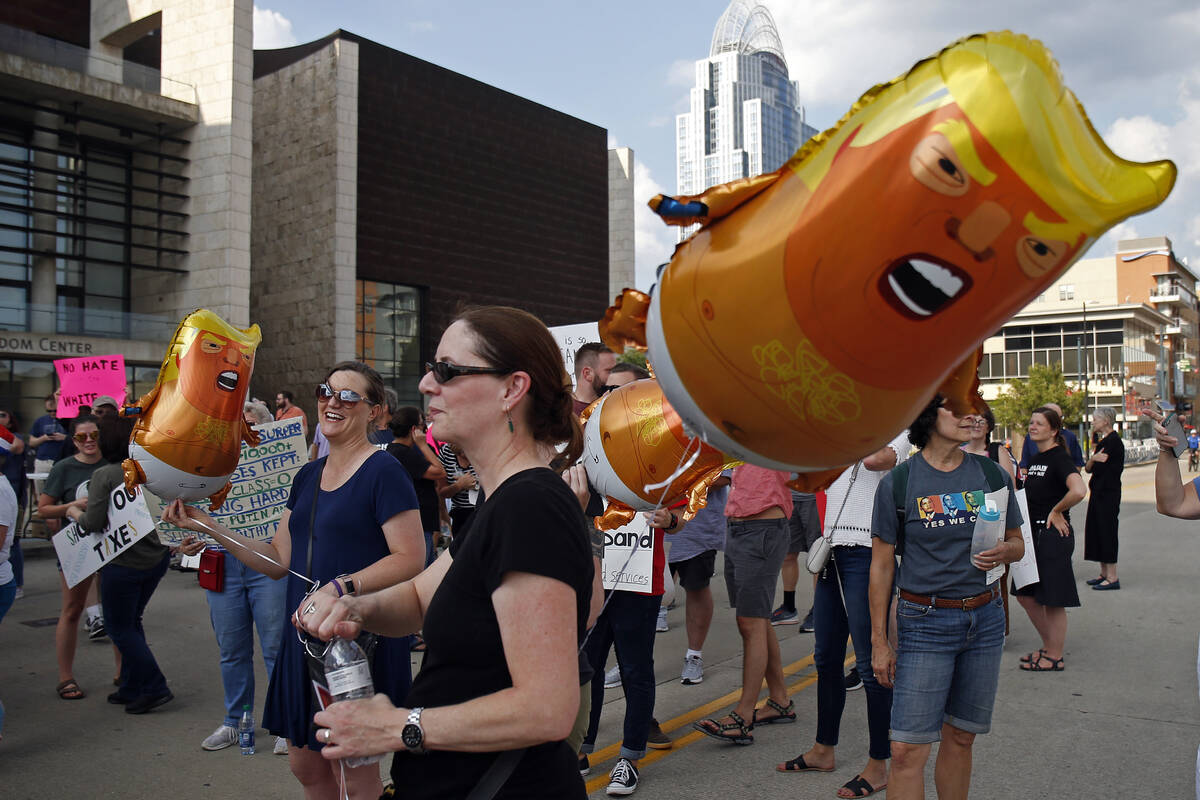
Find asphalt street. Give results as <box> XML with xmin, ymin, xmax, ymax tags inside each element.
<box><xmin>1</xmin><ymin>457</ymin><xmax>1196</xmax><ymax>798</ymax></box>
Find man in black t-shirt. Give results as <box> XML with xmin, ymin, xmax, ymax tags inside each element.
<box><xmin>386</xmin><ymin>406</ymin><xmax>447</xmax><ymax>566</ymax></box>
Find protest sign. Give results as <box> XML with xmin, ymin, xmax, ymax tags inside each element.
<box><xmin>55</xmin><ymin>354</ymin><xmax>126</xmax><ymax>417</ymax></box>
<box><xmin>53</xmin><ymin>483</ymin><xmax>156</xmax><ymax>588</ymax></box>
<box><xmin>548</xmin><ymin>322</ymin><xmax>600</xmax><ymax>390</ymax></box>
<box><xmin>148</xmin><ymin>418</ymin><xmax>307</xmax><ymax>545</ymax></box>
<box><xmin>1009</xmin><ymin>489</ymin><xmax>1040</xmax><ymax>589</ymax></box>
<box><xmin>601</xmin><ymin>514</ymin><xmax>655</xmax><ymax>591</ymax></box>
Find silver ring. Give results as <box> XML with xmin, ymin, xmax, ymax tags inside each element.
<box><xmin>322</xmin><ymin>728</ymin><xmax>331</xmax><ymax>743</ymax></box>
<box><xmin>304</xmin><ymin>602</ymin><xmax>317</xmax><ymax>615</ymax></box>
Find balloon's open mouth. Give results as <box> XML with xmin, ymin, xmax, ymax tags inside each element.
<box><xmin>217</xmin><ymin>371</ymin><xmax>239</xmax><ymax>392</ymax></box>
<box><xmin>879</xmin><ymin>255</ymin><xmax>972</xmax><ymax>319</ymax></box>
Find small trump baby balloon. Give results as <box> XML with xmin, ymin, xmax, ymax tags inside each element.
<box><xmin>123</xmin><ymin>309</ymin><xmax>261</xmax><ymax>510</ymax></box>
<box><xmin>604</xmin><ymin>31</ymin><xmax>1175</xmax><ymax>484</ymax></box>
<box><xmin>582</xmin><ymin>378</ymin><xmax>733</xmax><ymax>531</ymax></box>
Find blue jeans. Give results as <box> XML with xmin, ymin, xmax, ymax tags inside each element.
<box><xmin>890</xmin><ymin>591</ymin><xmax>1005</xmax><ymax>744</ymax></box>
<box><xmin>814</xmin><ymin>546</ymin><xmax>892</xmax><ymax>760</ymax></box>
<box><xmin>101</xmin><ymin>553</ymin><xmax>170</xmax><ymax>699</ymax></box>
<box><xmin>10</xmin><ymin>535</ymin><xmax>22</xmax><ymax>587</ymax></box>
<box><xmin>204</xmin><ymin>553</ymin><xmax>288</xmax><ymax>726</ymax></box>
<box><xmin>581</xmin><ymin>590</ymin><xmax>659</xmax><ymax>761</ymax></box>
<box><xmin>0</xmin><ymin>576</ymin><xmax>14</xmax><ymax>623</ymax></box>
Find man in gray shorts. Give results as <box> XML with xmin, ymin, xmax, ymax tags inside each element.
<box><xmin>694</xmin><ymin>465</ymin><xmax>796</xmax><ymax>744</ymax></box>
<box><xmin>771</xmin><ymin>490</ymin><xmax>822</xmax><ymax>630</ymax></box>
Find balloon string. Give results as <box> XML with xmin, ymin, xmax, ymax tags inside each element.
<box><xmin>190</xmin><ymin>516</ymin><xmax>318</xmax><ymax>590</ymax></box>
<box><xmin>579</xmin><ymin>434</ymin><xmax>702</xmax><ymax>655</ymax></box>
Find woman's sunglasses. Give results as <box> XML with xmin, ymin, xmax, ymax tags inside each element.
<box><xmin>74</xmin><ymin>430</ymin><xmax>99</xmax><ymax>443</ymax></box>
<box><xmin>315</xmin><ymin>383</ymin><xmax>364</xmax><ymax>406</ymax></box>
<box><xmin>424</xmin><ymin>361</ymin><xmax>511</xmax><ymax>384</ymax></box>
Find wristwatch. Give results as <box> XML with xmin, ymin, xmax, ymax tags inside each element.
<box><xmin>401</xmin><ymin>706</ymin><xmax>426</xmax><ymax>754</ymax></box>
<box><xmin>335</xmin><ymin>573</ymin><xmax>356</xmax><ymax>596</ymax></box>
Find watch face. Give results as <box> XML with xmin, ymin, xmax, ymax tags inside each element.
<box><xmin>402</xmin><ymin>724</ymin><xmax>422</xmax><ymax>749</ymax></box>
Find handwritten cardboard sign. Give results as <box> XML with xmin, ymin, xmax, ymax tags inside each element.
<box><xmin>601</xmin><ymin>515</ymin><xmax>656</xmax><ymax>592</ymax></box>
<box><xmin>53</xmin><ymin>483</ymin><xmax>155</xmax><ymax>588</ymax></box>
<box><xmin>148</xmin><ymin>418</ymin><xmax>308</xmax><ymax>545</ymax></box>
<box><xmin>548</xmin><ymin>322</ymin><xmax>600</xmax><ymax>390</ymax></box>
<box><xmin>55</xmin><ymin>354</ymin><xmax>126</xmax><ymax>417</ymax></box>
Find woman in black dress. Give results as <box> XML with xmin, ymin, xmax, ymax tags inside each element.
<box><xmin>1083</xmin><ymin>407</ymin><xmax>1124</xmax><ymax>590</ymax></box>
<box><xmin>299</xmin><ymin>306</ymin><xmax>593</xmax><ymax>799</ymax></box>
<box><xmin>1013</xmin><ymin>406</ymin><xmax>1086</xmax><ymax>671</ymax></box>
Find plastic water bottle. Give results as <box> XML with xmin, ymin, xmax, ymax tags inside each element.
<box><xmin>323</xmin><ymin>637</ymin><xmax>382</xmax><ymax>767</ymax></box>
<box><xmin>238</xmin><ymin>704</ymin><xmax>255</xmax><ymax>755</ymax></box>
<box><xmin>971</xmin><ymin>507</ymin><xmax>1003</xmax><ymax>562</ymax></box>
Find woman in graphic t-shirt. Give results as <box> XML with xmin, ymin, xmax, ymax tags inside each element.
<box><xmin>1012</xmin><ymin>406</ymin><xmax>1086</xmax><ymax>672</ymax></box>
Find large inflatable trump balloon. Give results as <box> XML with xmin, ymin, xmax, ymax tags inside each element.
<box><xmin>604</xmin><ymin>31</ymin><xmax>1175</xmax><ymax>479</ymax></box>
<box><xmin>582</xmin><ymin>378</ymin><xmax>733</xmax><ymax>531</ymax></box>
<box><xmin>123</xmin><ymin>309</ymin><xmax>261</xmax><ymax>510</ymax></box>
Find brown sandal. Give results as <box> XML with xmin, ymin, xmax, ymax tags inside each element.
<box><xmin>57</xmin><ymin>679</ymin><xmax>85</xmax><ymax>700</ymax></box>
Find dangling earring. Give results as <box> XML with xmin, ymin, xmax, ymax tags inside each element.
<box><xmin>505</xmin><ymin>405</ymin><xmax>514</xmax><ymax>433</ymax></box>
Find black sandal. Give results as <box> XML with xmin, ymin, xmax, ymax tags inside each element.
<box><xmin>1020</xmin><ymin>653</ymin><xmax>1064</xmax><ymax>671</ymax></box>
<box><xmin>1019</xmin><ymin>648</ymin><xmax>1045</xmax><ymax>664</ymax></box>
<box><xmin>838</xmin><ymin>775</ymin><xmax>886</xmax><ymax>798</ymax></box>
<box><xmin>752</xmin><ymin>697</ymin><xmax>796</xmax><ymax>725</ymax></box>
<box><xmin>693</xmin><ymin>710</ymin><xmax>754</xmax><ymax>745</ymax></box>
<box><xmin>775</xmin><ymin>754</ymin><xmax>834</xmax><ymax>773</ymax></box>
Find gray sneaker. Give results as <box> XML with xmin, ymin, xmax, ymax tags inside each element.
<box><xmin>680</xmin><ymin>654</ymin><xmax>704</xmax><ymax>685</ymax></box>
<box><xmin>603</xmin><ymin>665</ymin><xmax>622</xmax><ymax>689</ymax></box>
<box><xmin>201</xmin><ymin>724</ymin><xmax>238</xmax><ymax>751</ymax></box>
<box><xmin>655</xmin><ymin>607</ymin><xmax>669</xmax><ymax>633</ymax></box>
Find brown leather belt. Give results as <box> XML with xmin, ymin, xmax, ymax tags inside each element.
<box><xmin>898</xmin><ymin>586</ymin><xmax>999</xmax><ymax>611</ymax></box>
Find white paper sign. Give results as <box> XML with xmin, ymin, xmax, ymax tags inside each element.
<box><xmin>601</xmin><ymin>515</ymin><xmax>655</xmax><ymax>592</ymax></box>
<box><xmin>148</xmin><ymin>418</ymin><xmax>307</xmax><ymax>545</ymax></box>
<box><xmin>52</xmin><ymin>484</ymin><xmax>156</xmax><ymax>588</ymax></box>
<box><xmin>548</xmin><ymin>322</ymin><xmax>601</xmax><ymax>390</ymax></box>
<box><xmin>1008</xmin><ymin>489</ymin><xmax>1040</xmax><ymax>589</ymax></box>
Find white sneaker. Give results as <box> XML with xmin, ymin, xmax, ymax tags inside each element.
<box><xmin>13</xmin><ymin>586</ymin><xmax>23</xmax><ymax>600</ymax></box>
<box><xmin>273</xmin><ymin>736</ymin><xmax>289</xmax><ymax>755</ymax></box>
<box><xmin>603</xmin><ymin>665</ymin><xmax>622</xmax><ymax>689</ymax></box>
<box><xmin>655</xmin><ymin>607</ymin><xmax>669</xmax><ymax>633</ymax></box>
<box><xmin>680</xmin><ymin>654</ymin><xmax>703</xmax><ymax>685</ymax></box>
<box><xmin>201</xmin><ymin>724</ymin><xmax>238</xmax><ymax>751</ymax></box>
<box><xmin>606</xmin><ymin>757</ymin><xmax>639</xmax><ymax>796</ymax></box>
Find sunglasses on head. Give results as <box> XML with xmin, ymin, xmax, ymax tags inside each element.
<box><xmin>315</xmin><ymin>383</ymin><xmax>364</xmax><ymax>406</ymax></box>
<box><xmin>74</xmin><ymin>430</ymin><xmax>99</xmax><ymax>442</ymax></box>
<box><xmin>424</xmin><ymin>361</ymin><xmax>510</xmax><ymax>384</ymax></box>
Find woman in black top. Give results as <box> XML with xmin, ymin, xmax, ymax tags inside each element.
<box><xmin>300</xmin><ymin>306</ymin><xmax>593</xmax><ymax>799</ymax></box>
<box><xmin>1013</xmin><ymin>406</ymin><xmax>1086</xmax><ymax>671</ymax></box>
<box><xmin>1083</xmin><ymin>407</ymin><xmax>1124</xmax><ymax>590</ymax></box>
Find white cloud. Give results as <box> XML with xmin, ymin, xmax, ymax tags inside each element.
<box><xmin>633</xmin><ymin>160</ymin><xmax>677</xmax><ymax>291</ymax></box>
<box><xmin>667</xmin><ymin>58</ymin><xmax>695</xmax><ymax>87</ymax></box>
<box><xmin>1105</xmin><ymin>116</ymin><xmax>1172</xmax><ymax>162</ymax></box>
<box><xmin>253</xmin><ymin>6</ymin><xmax>297</xmax><ymax>50</ymax></box>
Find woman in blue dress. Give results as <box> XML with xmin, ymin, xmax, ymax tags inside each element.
<box><xmin>167</xmin><ymin>362</ymin><xmax>425</xmax><ymax>799</ymax></box>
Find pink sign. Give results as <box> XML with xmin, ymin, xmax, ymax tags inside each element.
<box><xmin>55</xmin><ymin>355</ymin><xmax>127</xmax><ymax>417</ymax></box>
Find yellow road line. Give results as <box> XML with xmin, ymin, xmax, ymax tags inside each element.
<box><xmin>584</xmin><ymin>654</ymin><xmax>853</xmax><ymax>795</ymax></box>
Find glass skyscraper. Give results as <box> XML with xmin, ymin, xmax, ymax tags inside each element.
<box><xmin>675</xmin><ymin>1</ymin><xmax>816</xmax><ymax>203</ymax></box>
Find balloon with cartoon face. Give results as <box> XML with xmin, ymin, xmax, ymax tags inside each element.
<box><xmin>607</xmin><ymin>31</ymin><xmax>1175</xmax><ymax>478</ymax></box>
<box><xmin>122</xmin><ymin>309</ymin><xmax>261</xmax><ymax>510</ymax></box>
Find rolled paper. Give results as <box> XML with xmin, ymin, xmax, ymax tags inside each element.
<box><xmin>639</xmin><ymin>31</ymin><xmax>1175</xmax><ymax>473</ymax></box>
<box><xmin>123</xmin><ymin>309</ymin><xmax>261</xmax><ymax>510</ymax></box>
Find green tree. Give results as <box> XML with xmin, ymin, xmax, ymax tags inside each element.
<box><xmin>617</xmin><ymin>348</ymin><xmax>648</xmax><ymax>371</ymax></box>
<box><xmin>991</xmin><ymin>363</ymin><xmax>1086</xmax><ymax>438</ymax></box>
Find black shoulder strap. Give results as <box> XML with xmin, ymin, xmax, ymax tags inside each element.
<box><xmin>892</xmin><ymin>460</ymin><xmax>911</xmax><ymax>556</ymax></box>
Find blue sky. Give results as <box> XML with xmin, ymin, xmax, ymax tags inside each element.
<box><xmin>255</xmin><ymin>1</ymin><xmax>1200</xmax><ymax>290</ymax></box>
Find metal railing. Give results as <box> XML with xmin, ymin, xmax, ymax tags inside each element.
<box><xmin>0</xmin><ymin>300</ymin><xmax>178</xmax><ymax>340</ymax></box>
<box><xmin>0</xmin><ymin>23</ymin><xmax>196</xmax><ymax>104</ymax></box>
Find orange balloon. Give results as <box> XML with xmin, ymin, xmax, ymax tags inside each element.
<box><xmin>582</xmin><ymin>378</ymin><xmax>732</xmax><ymax>531</ymax></box>
<box><xmin>635</xmin><ymin>31</ymin><xmax>1174</xmax><ymax>473</ymax></box>
<box><xmin>123</xmin><ymin>309</ymin><xmax>261</xmax><ymax>510</ymax></box>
